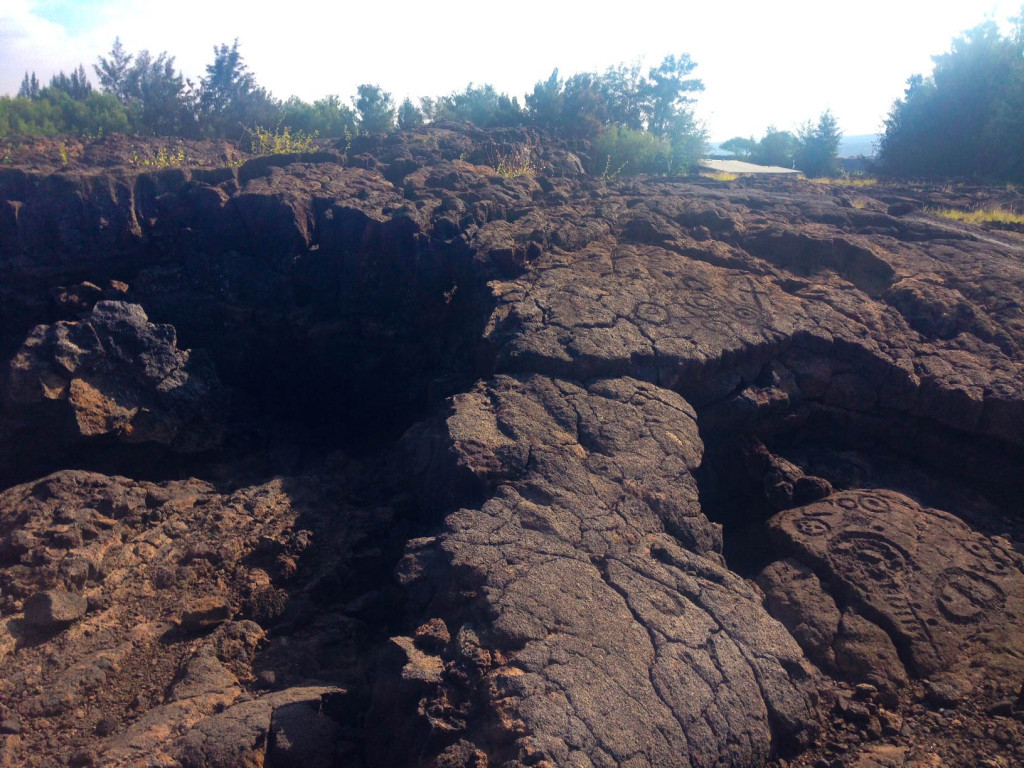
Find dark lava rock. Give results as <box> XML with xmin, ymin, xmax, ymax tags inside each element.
<box><xmin>1</xmin><ymin>301</ymin><xmax>227</xmax><ymax>483</ymax></box>
<box><xmin>180</xmin><ymin>596</ymin><xmax>233</xmax><ymax>632</ymax></box>
<box><xmin>23</xmin><ymin>589</ymin><xmax>87</xmax><ymax>629</ymax></box>
<box><xmin>268</xmin><ymin>701</ymin><xmax>341</xmax><ymax>768</ymax></box>
<box><xmin>770</xmin><ymin>490</ymin><xmax>1024</xmax><ymax>682</ymax></box>
<box><xmin>371</xmin><ymin>374</ymin><xmax>820</xmax><ymax>767</ymax></box>
<box><xmin>758</xmin><ymin>558</ymin><xmax>841</xmax><ymax>671</ymax></box>
<box><xmin>3</xmin><ymin>129</ymin><xmax>1024</xmax><ymax>768</ymax></box>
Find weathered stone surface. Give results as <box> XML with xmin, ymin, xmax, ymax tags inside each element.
<box><xmin>0</xmin><ymin>469</ymin><xmax>388</xmax><ymax>767</ymax></box>
<box><xmin>2</xmin><ymin>129</ymin><xmax>1024</xmax><ymax>767</ymax></box>
<box><xmin>833</xmin><ymin>610</ymin><xmax>909</xmax><ymax>696</ymax></box>
<box><xmin>375</xmin><ymin>374</ymin><xmax>819</xmax><ymax>767</ymax></box>
<box><xmin>22</xmin><ymin>589</ymin><xmax>87</xmax><ymax>630</ymax></box>
<box><xmin>180</xmin><ymin>596</ymin><xmax>232</xmax><ymax>632</ymax></box>
<box><xmin>267</xmin><ymin>700</ymin><xmax>342</xmax><ymax>768</ymax></box>
<box><xmin>3</xmin><ymin>301</ymin><xmax>227</xmax><ymax>463</ymax></box>
<box><xmin>757</xmin><ymin>558</ymin><xmax>841</xmax><ymax>671</ymax></box>
<box><xmin>769</xmin><ymin>489</ymin><xmax>1024</xmax><ymax>685</ymax></box>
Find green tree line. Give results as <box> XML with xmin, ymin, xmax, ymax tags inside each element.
<box><xmin>719</xmin><ymin>111</ymin><xmax>843</xmax><ymax>177</ymax></box>
<box><xmin>1</xmin><ymin>39</ymin><xmax>709</xmax><ymax>172</ymax></box>
<box><xmin>878</xmin><ymin>11</ymin><xmax>1024</xmax><ymax>181</ymax></box>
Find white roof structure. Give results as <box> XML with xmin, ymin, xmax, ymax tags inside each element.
<box><xmin>700</xmin><ymin>159</ymin><xmax>802</xmax><ymax>175</ymax></box>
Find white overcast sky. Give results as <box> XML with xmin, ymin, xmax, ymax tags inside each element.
<box><xmin>1</xmin><ymin>0</ymin><xmax>1020</xmax><ymax>139</ymax></box>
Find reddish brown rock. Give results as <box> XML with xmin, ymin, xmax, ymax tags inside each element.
<box><xmin>23</xmin><ymin>589</ymin><xmax>87</xmax><ymax>630</ymax></box>
<box><xmin>180</xmin><ymin>596</ymin><xmax>232</xmax><ymax>632</ymax></box>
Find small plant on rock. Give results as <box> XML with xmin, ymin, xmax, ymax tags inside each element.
<box><xmin>243</xmin><ymin>125</ymin><xmax>317</xmax><ymax>155</ymax></box>
<box><xmin>130</xmin><ymin>144</ymin><xmax>188</xmax><ymax>168</ymax></box>
<box><xmin>492</xmin><ymin>145</ymin><xmax>536</xmax><ymax>178</ymax></box>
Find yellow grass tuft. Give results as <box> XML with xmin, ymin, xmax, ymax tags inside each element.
<box><xmin>809</xmin><ymin>176</ymin><xmax>878</xmax><ymax>187</ymax></box>
<box><xmin>493</xmin><ymin>146</ymin><xmax>536</xmax><ymax>178</ymax></box>
<box><xmin>926</xmin><ymin>206</ymin><xmax>1024</xmax><ymax>225</ymax></box>
<box><xmin>700</xmin><ymin>171</ymin><xmax>739</xmax><ymax>182</ymax></box>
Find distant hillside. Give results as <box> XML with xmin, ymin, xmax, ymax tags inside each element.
<box><xmin>839</xmin><ymin>134</ymin><xmax>880</xmax><ymax>158</ymax></box>
<box><xmin>711</xmin><ymin>133</ymin><xmax>880</xmax><ymax>159</ymax></box>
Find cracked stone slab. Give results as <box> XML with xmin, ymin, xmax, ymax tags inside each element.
<box><xmin>373</xmin><ymin>374</ymin><xmax>820</xmax><ymax>767</ymax></box>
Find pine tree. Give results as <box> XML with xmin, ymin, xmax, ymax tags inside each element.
<box><xmin>794</xmin><ymin>110</ymin><xmax>842</xmax><ymax>176</ymax></box>
<box><xmin>17</xmin><ymin>72</ymin><xmax>41</xmax><ymax>100</ymax></box>
<box><xmin>94</xmin><ymin>38</ymin><xmax>134</xmax><ymax>104</ymax></box>
<box><xmin>397</xmin><ymin>98</ymin><xmax>424</xmax><ymax>131</ymax></box>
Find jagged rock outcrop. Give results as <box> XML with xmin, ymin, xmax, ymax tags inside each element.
<box><xmin>1</xmin><ymin>128</ymin><xmax>1024</xmax><ymax>767</ymax></box>
<box><xmin>4</xmin><ymin>301</ymin><xmax>226</xmax><ymax>448</ymax></box>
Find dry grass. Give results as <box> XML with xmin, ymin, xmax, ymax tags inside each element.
<box><xmin>809</xmin><ymin>176</ymin><xmax>878</xmax><ymax>187</ymax></box>
<box><xmin>926</xmin><ymin>206</ymin><xmax>1024</xmax><ymax>225</ymax></box>
<box><xmin>493</xmin><ymin>146</ymin><xmax>536</xmax><ymax>178</ymax></box>
<box><xmin>700</xmin><ymin>171</ymin><xmax>739</xmax><ymax>182</ymax></box>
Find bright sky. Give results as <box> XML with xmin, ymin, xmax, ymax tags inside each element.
<box><xmin>1</xmin><ymin>0</ymin><xmax>1020</xmax><ymax>139</ymax></box>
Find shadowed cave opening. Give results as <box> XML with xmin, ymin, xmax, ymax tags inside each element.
<box><xmin>694</xmin><ymin>400</ymin><xmax>1024</xmax><ymax>581</ymax></box>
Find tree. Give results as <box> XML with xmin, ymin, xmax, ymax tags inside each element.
<box><xmin>560</xmin><ymin>72</ymin><xmax>608</xmax><ymax>138</ymax></box>
<box><xmin>17</xmin><ymin>72</ymin><xmax>41</xmax><ymax>100</ymax></box>
<box><xmin>794</xmin><ymin>110</ymin><xmax>841</xmax><ymax>176</ymax></box>
<box><xmin>429</xmin><ymin>84</ymin><xmax>523</xmax><ymax>128</ymax></box>
<box><xmin>94</xmin><ymin>39</ymin><xmax>195</xmax><ymax>135</ymax></box>
<box><xmin>94</xmin><ymin>39</ymin><xmax>135</xmax><ymax>104</ymax></box>
<box><xmin>396</xmin><ymin>98</ymin><xmax>424</xmax><ymax>131</ymax></box>
<box><xmin>279</xmin><ymin>94</ymin><xmax>356</xmax><ymax>136</ymax></box>
<box><xmin>719</xmin><ymin>136</ymin><xmax>756</xmax><ymax>159</ymax></box>
<box><xmin>198</xmin><ymin>39</ymin><xmax>278</xmax><ymax>138</ymax></box>
<box><xmin>646</xmin><ymin>54</ymin><xmax>703</xmax><ymax>137</ymax></box>
<box><xmin>526</xmin><ymin>70</ymin><xmax>563</xmax><ymax>131</ymax></box>
<box><xmin>0</xmin><ymin>89</ymin><xmax>129</xmax><ymax>137</ymax></box>
<box><xmin>599</xmin><ymin>61</ymin><xmax>648</xmax><ymax>131</ymax></box>
<box><xmin>750</xmin><ymin>127</ymin><xmax>798</xmax><ymax>167</ymax></box>
<box><xmin>132</xmin><ymin>51</ymin><xmax>194</xmax><ymax>135</ymax></box>
<box><xmin>523</xmin><ymin>54</ymin><xmax>706</xmax><ymax>167</ymax></box>
<box><xmin>354</xmin><ymin>84</ymin><xmax>395</xmax><ymax>134</ymax></box>
<box><xmin>878</xmin><ymin>17</ymin><xmax>1024</xmax><ymax>180</ymax></box>
<box><xmin>49</xmin><ymin>65</ymin><xmax>93</xmax><ymax>101</ymax></box>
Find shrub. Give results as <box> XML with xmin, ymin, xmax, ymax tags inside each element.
<box><xmin>243</xmin><ymin>125</ymin><xmax>317</xmax><ymax>155</ymax></box>
<box><xmin>593</xmin><ymin>126</ymin><xmax>673</xmax><ymax>175</ymax></box>
<box><xmin>491</xmin><ymin>145</ymin><xmax>536</xmax><ymax>177</ymax></box>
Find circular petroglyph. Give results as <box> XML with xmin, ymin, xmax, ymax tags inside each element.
<box><xmin>636</xmin><ymin>303</ymin><xmax>669</xmax><ymax>324</ymax></box>
<box><xmin>962</xmin><ymin>537</ymin><xmax>1014</xmax><ymax>576</ymax></box>
<box><xmin>830</xmin><ymin>532</ymin><xmax>909</xmax><ymax>582</ymax></box>
<box><xmin>859</xmin><ymin>495</ymin><xmax>892</xmax><ymax>515</ymax></box>
<box><xmin>794</xmin><ymin>517</ymin><xmax>832</xmax><ymax>537</ymax></box>
<box><xmin>730</xmin><ymin>305</ymin><xmax>762</xmax><ymax>323</ymax></box>
<box><xmin>680</xmin><ymin>276</ymin><xmax>711</xmax><ymax>292</ymax></box>
<box><xmin>934</xmin><ymin>567</ymin><xmax>1006</xmax><ymax>624</ymax></box>
<box><xmin>833</xmin><ymin>494</ymin><xmax>892</xmax><ymax>515</ymax></box>
<box><xmin>685</xmin><ymin>293</ymin><xmax>721</xmax><ymax>312</ymax></box>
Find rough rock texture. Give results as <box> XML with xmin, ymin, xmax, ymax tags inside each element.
<box><xmin>3</xmin><ymin>301</ymin><xmax>226</xmax><ymax>462</ymax></box>
<box><xmin>769</xmin><ymin>490</ymin><xmax>1024</xmax><ymax>683</ymax></box>
<box><xmin>2</xmin><ymin>128</ymin><xmax>1024</xmax><ymax>767</ymax></box>
<box><xmin>0</xmin><ymin>469</ymin><xmax>390</xmax><ymax>767</ymax></box>
<box><xmin>376</xmin><ymin>374</ymin><xmax>819</xmax><ymax>767</ymax></box>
